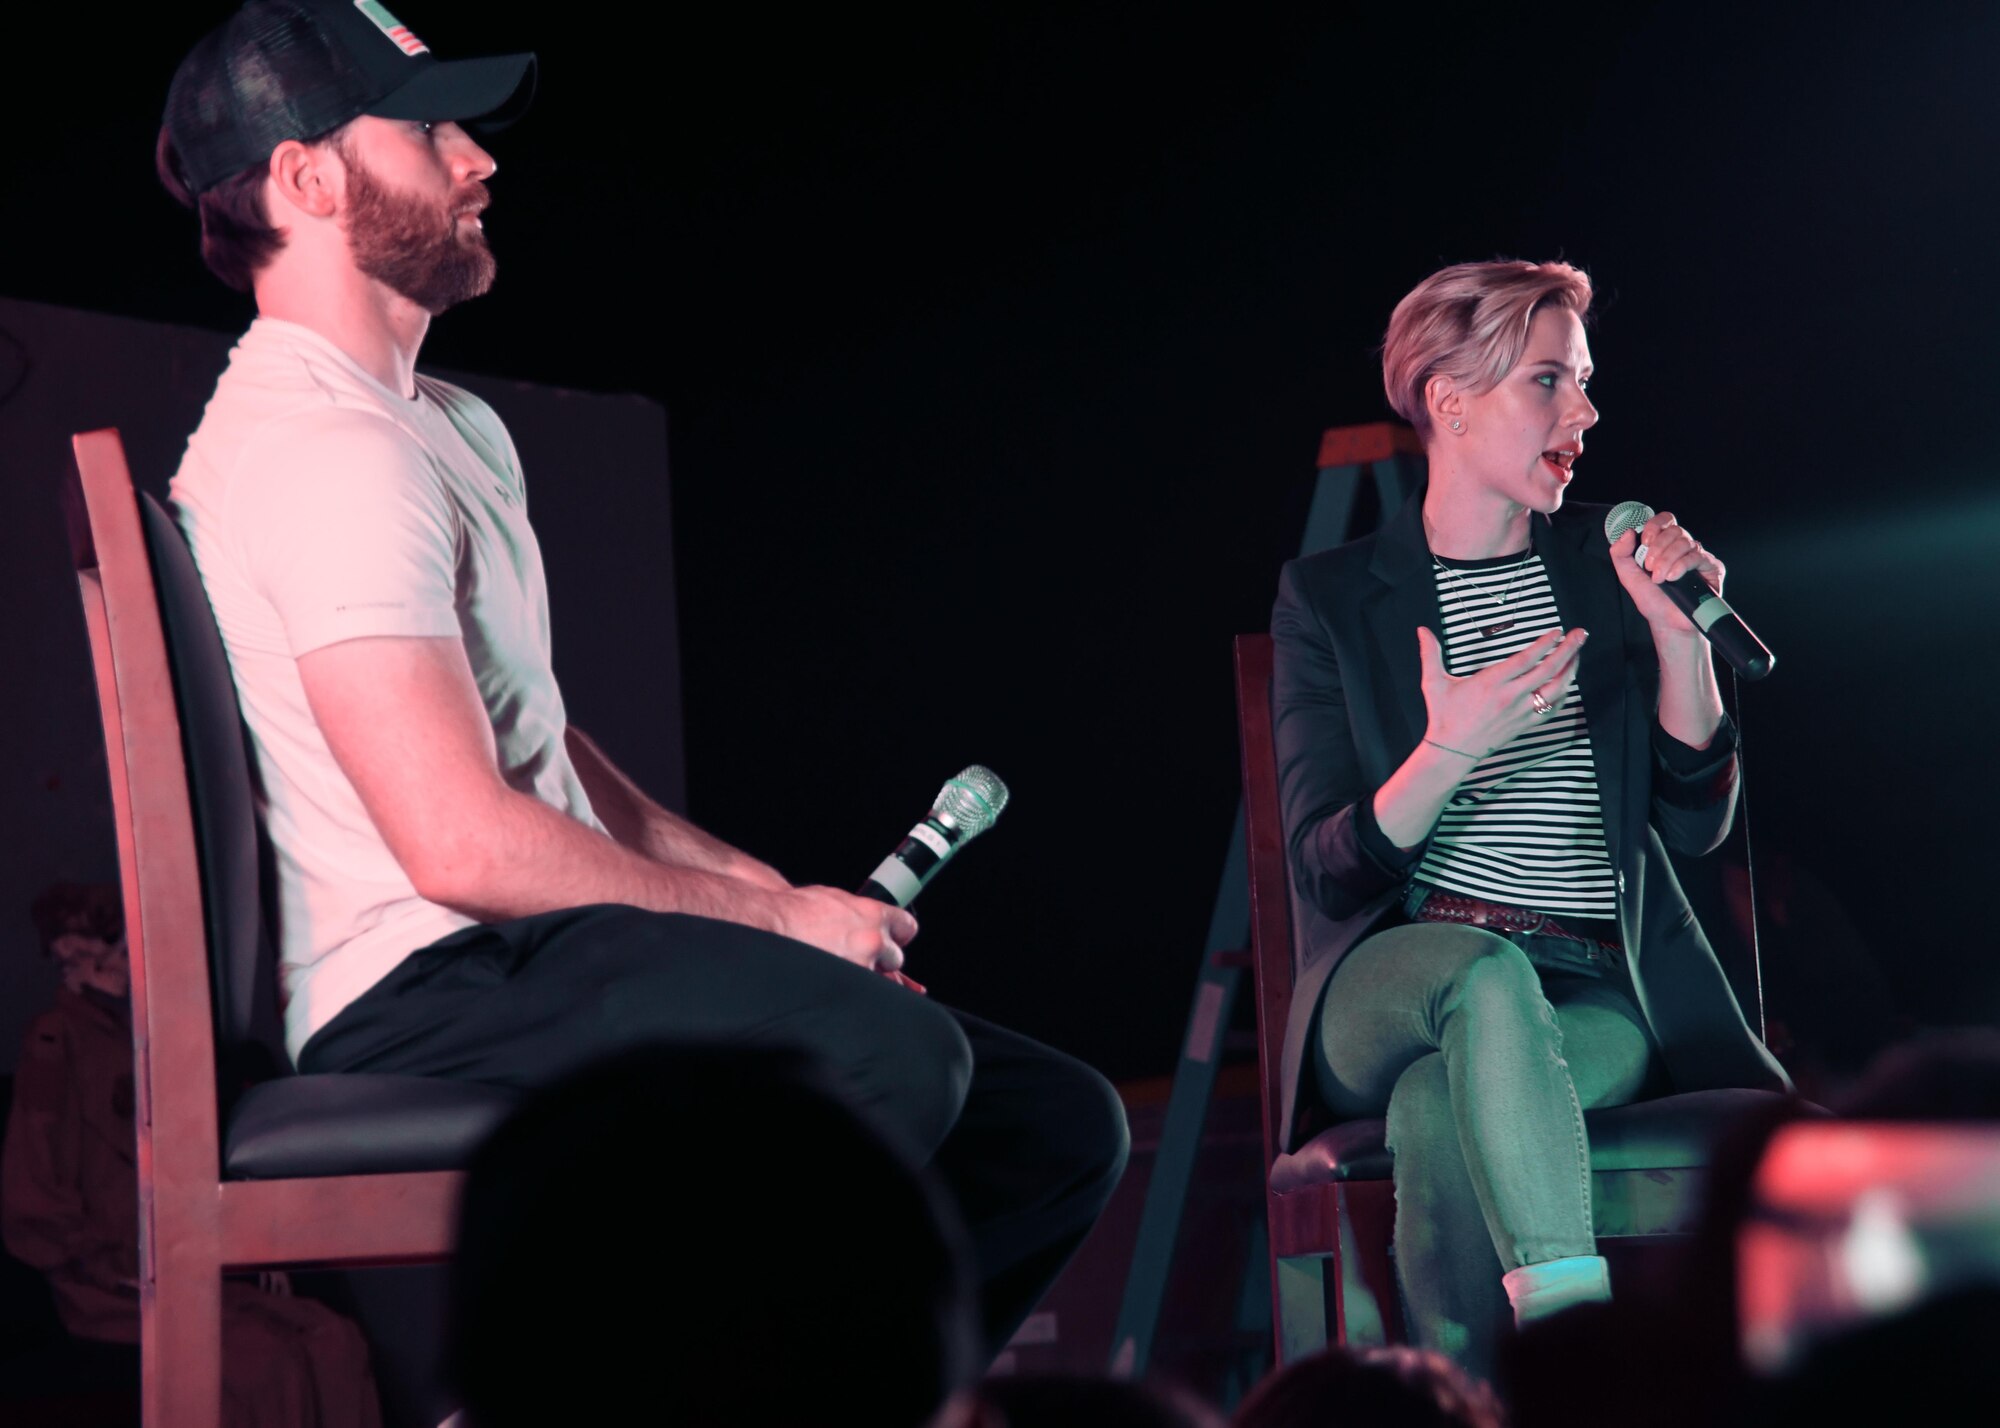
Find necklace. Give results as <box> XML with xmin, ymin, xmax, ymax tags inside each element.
<box><xmin>1432</xmin><ymin>552</ymin><xmax>1531</xmax><ymax>639</ymax></box>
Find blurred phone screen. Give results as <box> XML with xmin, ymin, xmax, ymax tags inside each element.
<box><xmin>1737</xmin><ymin>1122</ymin><xmax>2000</xmax><ymax>1373</ymax></box>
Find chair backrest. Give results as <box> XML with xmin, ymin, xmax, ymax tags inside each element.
<box><xmin>74</xmin><ymin>430</ymin><xmax>286</xmax><ymax>1089</ymax></box>
<box><xmin>137</xmin><ymin>490</ymin><xmax>284</xmax><ymax>1077</ymax></box>
<box><xmin>1234</xmin><ymin>633</ymin><xmax>1295</xmax><ymax>1175</ymax></box>
<box><xmin>65</xmin><ymin>428</ymin><xmax>225</xmax><ymax>1199</ymax></box>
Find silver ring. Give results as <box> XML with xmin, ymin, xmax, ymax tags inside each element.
<box><xmin>1633</xmin><ymin>542</ymin><xmax>1651</xmax><ymax>570</ymax></box>
<box><xmin>1530</xmin><ymin>690</ymin><xmax>1554</xmax><ymax>716</ymax></box>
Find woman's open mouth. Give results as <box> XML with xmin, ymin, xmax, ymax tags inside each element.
<box><xmin>1541</xmin><ymin>448</ymin><xmax>1578</xmax><ymax>483</ymax></box>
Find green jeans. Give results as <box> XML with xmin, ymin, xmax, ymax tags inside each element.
<box><xmin>1313</xmin><ymin>921</ymin><xmax>1661</xmax><ymax>1375</ymax></box>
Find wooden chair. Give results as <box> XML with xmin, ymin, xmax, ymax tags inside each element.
<box><xmin>64</xmin><ymin>429</ymin><xmax>518</xmax><ymax>1426</ymax></box>
<box><xmin>1233</xmin><ymin>633</ymin><xmax>1781</xmax><ymax>1364</ymax></box>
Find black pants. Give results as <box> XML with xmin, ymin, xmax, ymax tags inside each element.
<box><xmin>298</xmin><ymin>904</ymin><xmax>1130</xmax><ymax>1353</ymax></box>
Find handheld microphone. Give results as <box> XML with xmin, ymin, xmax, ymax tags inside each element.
<box><xmin>1604</xmin><ymin>501</ymin><xmax>1775</xmax><ymax>681</ymax></box>
<box><xmin>858</xmin><ymin>766</ymin><xmax>1011</xmax><ymax>908</ymax></box>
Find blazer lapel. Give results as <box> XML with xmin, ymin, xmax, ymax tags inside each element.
<box><xmin>1363</xmin><ymin>489</ymin><xmax>1443</xmax><ymax>763</ymax></box>
<box><xmin>1535</xmin><ymin>510</ymin><xmax>1630</xmax><ymax>867</ymax></box>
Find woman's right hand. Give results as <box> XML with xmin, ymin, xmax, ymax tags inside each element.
<box><xmin>1416</xmin><ymin>626</ymin><xmax>1588</xmax><ymax>761</ymax></box>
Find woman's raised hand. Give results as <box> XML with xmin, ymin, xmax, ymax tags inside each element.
<box><xmin>1609</xmin><ymin>511</ymin><xmax>1725</xmax><ymax>638</ymax></box>
<box><xmin>1415</xmin><ymin>626</ymin><xmax>1588</xmax><ymax>762</ymax></box>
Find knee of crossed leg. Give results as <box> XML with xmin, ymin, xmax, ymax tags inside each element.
<box><xmin>1440</xmin><ymin>934</ymin><xmax>1551</xmax><ymax>1033</ymax></box>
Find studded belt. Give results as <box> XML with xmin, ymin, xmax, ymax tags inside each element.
<box><xmin>1409</xmin><ymin>888</ymin><xmax>1623</xmax><ymax>957</ymax></box>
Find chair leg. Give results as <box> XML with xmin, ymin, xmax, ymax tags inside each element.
<box><xmin>143</xmin><ymin>1253</ymin><xmax>222</xmax><ymax>1428</ymax></box>
<box><xmin>1275</xmin><ymin>1254</ymin><xmax>1331</xmax><ymax>1365</ymax></box>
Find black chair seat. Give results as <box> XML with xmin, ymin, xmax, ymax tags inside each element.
<box><xmin>1271</xmin><ymin>1087</ymin><xmax>1786</xmax><ymax>1194</ymax></box>
<box><xmin>1271</xmin><ymin>1118</ymin><xmax>1394</xmax><ymax>1191</ymax></box>
<box><xmin>223</xmin><ymin>1075</ymin><xmax>522</xmax><ymax>1179</ymax></box>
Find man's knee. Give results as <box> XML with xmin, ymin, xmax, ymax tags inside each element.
<box><xmin>958</xmin><ymin>1034</ymin><xmax>1128</xmax><ymax>1209</ymax></box>
<box><xmin>560</xmin><ymin>917</ymin><xmax>975</xmax><ymax>1151</ymax></box>
<box><xmin>840</xmin><ymin>991</ymin><xmax>973</xmax><ymax>1158</ymax></box>
<box><xmin>897</xmin><ymin>995</ymin><xmax>976</xmax><ymax>1144</ymax></box>
<box><xmin>1060</xmin><ymin>1060</ymin><xmax>1130</xmax><ymax>1198</ymax></box>
<box><xmin>999</xmin><ymin>1051</ymin><xmax>1128</xmax><ymax>1229</ymax></box>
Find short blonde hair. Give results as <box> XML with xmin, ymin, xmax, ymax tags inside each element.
<box><xmin>1382</xmin><ymin>260</ymin><xmax>1593</xmax><ymax>436</ymax></box>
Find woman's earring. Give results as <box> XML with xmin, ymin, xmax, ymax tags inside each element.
<box><xmin>1450</xmin><ymin>419</ymin><xmax>1463</xmax><ymax>431</ymax></box>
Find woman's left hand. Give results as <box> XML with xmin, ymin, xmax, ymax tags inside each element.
<box><xmin>1610</xmin><ymin>511</ymin><xmax>1725</xmax><ymax>637</ymax></box>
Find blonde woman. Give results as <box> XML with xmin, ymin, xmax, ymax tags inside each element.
<box><xmin>1269</xmin><ymin>260</ymin><xmax>1787</xmax><ymax>1372</ymax></box>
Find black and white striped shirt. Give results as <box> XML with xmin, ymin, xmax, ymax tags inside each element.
<box><xmin>1416</xmin><ymin>550</ymin><xmax>1617</xmax><ymax>916</ymax></box>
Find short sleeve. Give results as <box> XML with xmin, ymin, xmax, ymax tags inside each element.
<box><xmin>230</xmin><ymin>412</ymin><xmax>462</xmax><ymax>657</ymax></box>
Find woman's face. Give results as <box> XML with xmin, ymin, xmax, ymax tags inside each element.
<box><xmin>1451</xmin><ymin>305</ymin><xmax>1599</xmax><ymax>515</ymax></box>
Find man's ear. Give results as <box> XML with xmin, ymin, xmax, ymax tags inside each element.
<box><xmin>267</xmin><ymin>138</ymin><xmax>339</xmax><ymax>221</ymax></box>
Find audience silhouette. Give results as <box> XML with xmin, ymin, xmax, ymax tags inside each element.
<box><xmin>447</xmin><ymin>1042</ymin><xmax>981</xmax><ymax>1427</ymax></box>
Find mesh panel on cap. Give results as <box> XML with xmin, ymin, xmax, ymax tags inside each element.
<box><xmin>165</xmin><ymin>2</ymin><xmax>378</xmax><ymax>193</ymax></box>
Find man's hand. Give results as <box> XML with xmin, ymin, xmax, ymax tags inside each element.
<box><xmin>772</xmin><ymin>886</ymin><xmax>917</xmax><ymax>973</ymax></box>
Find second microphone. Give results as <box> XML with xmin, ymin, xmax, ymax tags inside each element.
<box><xmin>859</xmin><ymin>765</ymin><xmax>1012</xmax><ymax>908</ymax></box>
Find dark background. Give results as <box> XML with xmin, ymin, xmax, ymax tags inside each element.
<box><xmin>4</xmin><ymin>0</ymin><xmax>1996</xmax><ymax>1083</ymax></box>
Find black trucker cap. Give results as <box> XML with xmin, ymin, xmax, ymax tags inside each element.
<box><xmin>165</xmin><ymin>0</ymin><xmax>536</xmax><ymax>195</ymax></box>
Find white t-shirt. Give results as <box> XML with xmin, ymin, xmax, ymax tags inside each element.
<box><xmin>170</xmin><ymin>318</ymin><xmax>601</xmax><ymax>1063</ymax></box>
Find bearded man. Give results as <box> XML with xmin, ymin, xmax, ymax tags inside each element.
<box><xmin>156</xmin><ymin>0</ymin><xmax>1126</xmax><ymax>1409</ymax></box>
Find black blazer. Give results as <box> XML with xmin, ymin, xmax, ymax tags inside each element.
<box><xmin>1269</xmin><ymin>488</ymin><xmax>1789</xmax><ymax>1152</ymax></box>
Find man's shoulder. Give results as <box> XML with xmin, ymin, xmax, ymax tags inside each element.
<box><xmin>198</xmin><ymin>322</ymin><xmax>451</xmax><ymax>463</ymax></box>
<box><xmin>177</xmin><ymin>401</ymin><xmax>443</xmax><ymax>540</ymax></box>
<box><xmin>190</xmin><ymin>347</ymin><xmax>416</xmax><ymax>476</ymax></box>
<box><xmin>244</xmin><ymin>400</ymin><xmax>431</xmax><ymax>457</ymax></box>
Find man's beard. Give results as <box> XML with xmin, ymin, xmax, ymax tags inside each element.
<box><xmin>342</xmin><ymin>149</ymin><xmax>497</xmax><ymax>316</ymax></box>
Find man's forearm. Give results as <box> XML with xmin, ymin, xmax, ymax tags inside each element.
<box><xmin>564</xmin><ymin>726</ymin><xmax>779</xmax><ymax>885</ymax></box>
<box><xmin>413</xmin><ymin>773</ymin><xmax>781</xmax><ymax>928</ymax></box>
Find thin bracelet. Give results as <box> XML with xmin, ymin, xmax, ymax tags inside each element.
<box><xmin>1424</xmin><ymin>738</ymin><xmax>1482</xmax><ymax>760</ymax></box>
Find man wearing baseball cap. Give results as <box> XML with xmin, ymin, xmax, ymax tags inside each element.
<box><xmin>158</xmin><ymin>1</ymin><xmax>1127</xmax><ymax>1417</ymax></box>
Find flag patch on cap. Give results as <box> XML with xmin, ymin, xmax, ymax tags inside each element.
<box><xmin>353</xmin><ymin>0</ymin><xmax>430</xmax><ymax>57</ymax></box>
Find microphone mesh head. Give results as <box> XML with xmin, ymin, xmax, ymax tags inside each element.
<box><xmin>931</xmin><ymin>766</ymin><xmax>1010</xmax><ymax>839</ymax></box>
<box><xmin>1603</xmin><ymin>501</ymin><xmax>1655</xmax><ymax>544</ymax></box>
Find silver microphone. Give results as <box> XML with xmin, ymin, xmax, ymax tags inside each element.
<box><xmin>1604</xmin><ymin>502</ymin><xmax>1774</xmax><ymax>680</ymax></box>
<box><xmin>857</xmin><ymin>766</ymin><xmax>1011</xmax><ymax>908</ymax></box>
